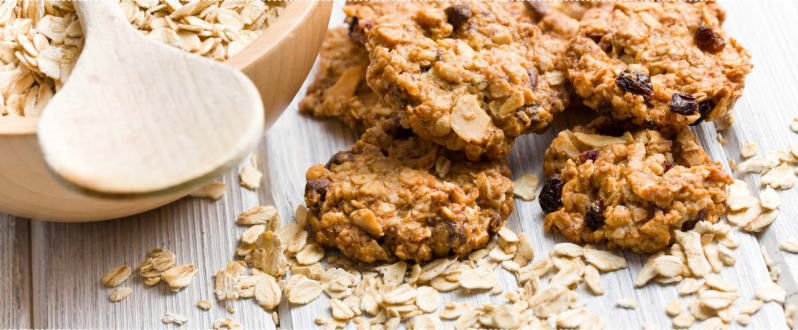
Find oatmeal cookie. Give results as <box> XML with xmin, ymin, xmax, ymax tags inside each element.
<box><xmin>367</xmin><ymin>2</ymin><xmax>569</xmax><ymax>161</ymax></box>
<box><xmin>566</xmin><ymin>1</ymin><xmax>752</xmax><ymax>130</ymax></box>
<box><xmin>304</xmin><ymin>118</ymin><xmax>514</xmax><ymax>263</ymax></box>
<box><xmin>541</xmin><ymin>118</ymin><xmax>733</xmax><ymax>254</ymax></box>
<box><xmin>343</xmin><ymin>1</ymin><xmax>451</xmax><ymax>45</ymax></box>
<box><xmin>298</xmin><ymin>27</ymin><xmax>394</xmax><ymax>129</ymax></box>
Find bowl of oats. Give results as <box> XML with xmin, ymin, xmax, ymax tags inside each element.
<box><xmin>0</xmin><ymin>0</ymin><xmax>332</xmax><ymax>221</ymax></box>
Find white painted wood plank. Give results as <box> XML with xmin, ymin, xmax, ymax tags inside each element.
<box><xmin>0</xmin><ymin>215</ymin><xmax>31</xmax><ymax>329</ymax></box>
<box><xmin>713</xmin><ymin>0</ymin><xmax>798</xmax><ymax>326</ymax></box>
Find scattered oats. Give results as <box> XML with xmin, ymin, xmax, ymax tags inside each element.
<box><xmin>440</xmin><ymin>302</ymin><xmax>471</xmax><ymax>320</ymax></box>
<box><xmin>655</xmin><ymin>275</ymin><xmax>683</xmax><ymax>285</ymax></box>
<box><xmin>755</xmin><ymin>282</ymin><xmax>785</xmax><ymax>303</ymax></box>
<box><xmin>761</xmin><ymin>163</ymin><xmax>796</xmax><ymax>189</ymax></box>
<box><xmin>468</xmin><ymin>249</ymin><xmax>489</xmax><ymax>262</ymax></box>
<box><xmin>411</xmin><ymin>314</ymin><xmax>442</xmax><ymax>330</ymax></box>
<box><xmin>704</xmin><ymin>274</ymin><xmax>738</xmax><ymax>292</ymax></box>
<box><xmin>641</xmin><ymin>322</ymin><xmax>658</xmax><ymax>330</ymax></box>
<box><xmin>717</xmin><ymin>306</ymin><xmax>735</xmax><ymax>323</ymax></box>
<box><xmin>285</xmin><ymin>274</ymin><xmax>322</xmax><ymax>304</ymax></box>
<box><xmin>737</xmin><ymin>313</ymin><xmax>751</xmax><ymax>326</ymax></box>
<box><xmin>295</xmin><ymin>205</ymin><xmax>309</xmax><ymax>229</ymax></box>
<box><xmin>196</xmin><ymin>300</ymin><xmax>212</xmax><ymax>311</ymax></box>
<box><xmin>584</xmin><ymin>264</ymin><xmax>603</xmax><ymax>295</ymax></box>
<box><xmin>666</xmin><ymin>300</ymin><xmax>683</xmax><ymax>317</ymax></box>
<box><xmin>459</xmin><ymin>267</ymin><xmax>497</xmax><ymax>290</ymax></box>
<box><xmin>161</xmin><ymin>264</ymin><xmax>198</xmax><ymax>291</ymax></box>
<box><xmin>513</xmin><ymin>174</ymin><xmax>539</xmax><ymax>201</ymax></box>
<box><xmin>717</xmin><ymin>245</ymin><xmax>737</xmax><ymax>266</ymax></box>
<box><xmin>584</xmin><ymin>249</ymin><xmax>627</xmax><ymax>271</ymax></box>
<box><xmin>695</xmin><ymin>317</ymin><xmax>723</xmax><ymax>330</ymax></box>
<box><xmin>673</xmin><ymin>313</ymin><xmax>696</xmax><ymax>328</ymax></box>
<box><xmin>227</xmin><ymin>305</ymin><xmax>235</xmax><ymax>314</ymax></box>
<box><xmin>162</xmin><ymin>312</ymin><xmax>188</xmax><ymax>326</ymax></box>
<box><xmin>241</xmin><ymin>225</ymin><xmax>266</xmax><ymax>245</ymax></box>
<box><xmin>580</xmin><ymin>315</ymin><xmax>605</xmax><ymax>330</ymax></box>
<box><xmin>691</xmin><ymin>299</ymin><xmax>714</xmax><ymax>321</ymax></box>
<box><xmin>743</xmin><ymin>208</ymin><xmax>779</xmax><ymax>232</ymax></box>
<box><xmin>552</xmin><ymin>243</ymin><xmax>584</xmax><ymax>258</ymax></box>
<box><xmin>653</xmin><ymin>255</ymin><xmax>687</xmax><ymax>278</ymax></box>
<box><xmin>331</xmin><ymin>298</ymin><xmax>355</xmax><ymax>320</ymax></box>
<box><xmin>190</xmin><ymin>181</ymin><xmax>226</xmax><ymax>200</ymax></box>
<box><xmin>529</xmin><ymin>284</ymin><xmax>570</xmax><ymax>318</ymax></box>
<box><xmin>717</xmin><ymin>132</ymin><xmax>726</xmax><ymax>145</ymax></box>
<box><xmin>296</xmin><ymin>243</ymin><xmax>325</xmax><ymax>265</ymax></box>
<box><xmin>674</xmin><ymin>230</ymin><xmax>711</xmax><ymax>277</ymax></box>
<box><xmin>215</xmin><ymin>262</ymin><xmax>245</xmax><ymax>301</ymax></box>
<box><xmin>212</xmin><ymin>318</ymin><xmax>242</xmax><ymax>329</ymax></box>
<box><xmin>771</xmin><ymin>267</ymin><xmax>781</xmax><ymax>282</ymax></box>
<box><xmin>556</xmin><ymin>309</ymin><xmax>591</xmax><ymax>329</ymax></box>
<box><xmin>616</xmin><ymin>297</ymin><xmax>638</xmax><ymax>309</ymax></box>
<box><xmin>497</xmin><ymin>226</ymin><xmax>519</xmax><ymax>243</ymax></box>
<box><xmin>699</xmin><ymin>290</ymin><xmax>739</xmax><ymax>310</ymax></box>
<box><xmin>255</xmin><ymin>275</ymin><xmax>281</xmax><ymax>309</ymax></box>
<box><xmin>760</xmin><ymin>187</ymin><xmax>782</xmax><ymax>210</ymax></box>
<box><xmin>679</xmin><ymin>278</ymin><xmax>701</xmax><ymax>296</ymax></box>
<box><xmin>740</xmin><ymin>300</ymin><xmax>763</xmax><ymax>315</ymax></box>
<box><xmin>703</xmin><ymin>244</ymin><xmax>723</xmax><ymax>274</ymax></box>
<box><xmin>780</xmin><ymin>239</ymin><xmax>798</xmax><ymax>253</ymax></box>
<box><xmin>736</xmin><ymin>157</ymin><xmax>780</xmax><ymax>174</ymax></box>
<box><xmin>415</xmin><ymin>287</ymin><xmax>440</xmax><ymax>313</ymax></box>
<box><xmin>741</xmin><ymin>143</ymin><xmax>759</xmax><ymax>158</ymax></box>
<box><xmin>102</xmin><ymin>265</ymin><xmax>131</xmax><ymax>287</ymax></box>
<box><xmin>239</xmin><ymin>165</ymin><xmax>262</xmax><ymax>190</ymax></box>
<box><xmin>108</xmin><ymin>287</ymin><xmax>133</xmax><ymax>302</ymax></box>
<box><xmin>726</xmin><ymin>180</ymin><xmax>759</xmax><ymax>212</ymax></box>
<box><xmin>272</xmin><ymin>311</ymin><xmax>279</xmax><ymax>326</ymax></box>
<box><xmin>550</xmin><ymin>266</ymin><xmax>581</xmax><ymax>287</ymax></box>
<box><xmin>315</xmin><ymin>317</ymin><xmax>325</xmax><ymax>325</ymax></box>
<box><xmin>417</xmin><ymin>258</ymin><xmax>450</xmax><ymax>283</ymax></box>
<box><xmin>489</xmin><ymin>245</ymin><xmax>514</xmax><ymax>262</ymax></box>
<box><xmin>636</xmin><ymin>252</ymin><xmax>662</xmax><ymax>287</ymax></box>
<box><xmin>516</xmin><ymin>233</ymin><xmax>535</xmax><ymax>262</ymax></box>
<box><xmin>790</xmin><ymin>120</ymin><xmax>798</xmax><ymax>132</ymax></box>
<box><xmin>382</xmin><ymin>284</ymin><xmax>417</xmax><ymax>304</ymax></box>
<box><xmin>237</xmin><ymin>206</ymin><xmax>280</xmax><ymax>229</ymax></box>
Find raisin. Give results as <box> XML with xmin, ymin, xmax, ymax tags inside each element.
<box><xmin>616</xmin><ymin>69</ymin><xmax>654</xmax><ymax>99</ymax></box>
<box><xmin>304</xmin><ymin>178</ymin><xmax>332</xmax><ymax>210</ymax></box>
<box><xmin>381</xmin><ymin>118</ymin><xmax>413</xmax><ymax>140</ymax></box>
<box><xmin>694</xmin><ymin>22</ymin><xmax>726</xmax><ymax>53</ymax></box>
<box><xmin>597</xmin><ymin>102</ymin><xmax>614</xmax><ymax>116</ymax></box>
<box><xmin>348</xmin><ymin>16</ymin><xmax>370</xmax><ymax>45</ymax></box>
<box><xmin>528</xmin><ymin>68</ymin><xmax>539</xmax><ymax>90</ymax></box>
<box><xmin>539</xmin><ymin>175</ymin><xmax>565</xmax><ymax>214</ymax></box>
<box><xmin>669</xmin><ymin>93</ymin><xmax>698</xmax><ymax>115</ymax></box>
<box><xmin>584</xmin><ymin>198</ymin><xmax>605</xmax><ymax>231</ymax></box>
<box><xmin>579</xmin><ymin>150</ymin><xmax>599</xmax><ymax>164</ymax></box>
<box><xmin>444</xmin><ymin>4</ymin><xmax>472</xmax><ymax>28</ymax></box>
<box><xmin>325</xmin><ymin>151</ymin><xmax>355</xmax><ymax>169</ymax></box>
<box><xmin>681</xmin><ymin>209</ymin><xmax>708</xmax><ymax>231</ymax></box>
<box><xmin>689</xmin><ymin>99</ymin><xmax>714</xmax><ymax>126</ymax></box>
<box><xmin>663</xmin><ymin>160</ymin><xmax>676</xmax><ymax>173</ymax></box>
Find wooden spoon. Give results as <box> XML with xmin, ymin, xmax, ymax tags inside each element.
<box><xmin>38</xmin><ymin>0</ymin><xmax>264</xmax><ymax>197</ymax></box>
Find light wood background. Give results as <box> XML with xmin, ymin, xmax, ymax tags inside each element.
<box><xmin>1</xmin><ymin>0</ymin><xmax>796</xmax><ymax>328</ymax></box>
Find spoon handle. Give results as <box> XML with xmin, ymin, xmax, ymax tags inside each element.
<box><xmin>74</xmin><ymin>0</ymin><xmax>134</xmax><ymax>41</ymax></box>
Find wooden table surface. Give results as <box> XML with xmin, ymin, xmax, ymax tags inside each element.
<box><xmin>2</xmin><ymin>0</ymin><xmax>797</xmax><ymax>328</ymax></box>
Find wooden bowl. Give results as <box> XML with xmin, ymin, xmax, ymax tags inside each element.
<box><xmin>0</xmin><ymin>1</ymin><xmax>332</xmax><ymax>222</ymax></box>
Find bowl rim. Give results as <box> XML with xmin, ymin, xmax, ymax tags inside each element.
<box><xmin>0</xmin><ymin>0</ymin><xmax>321</xmax><ymax>138</ymax></box>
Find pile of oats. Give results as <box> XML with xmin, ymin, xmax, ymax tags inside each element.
<box><xmin>136</xmin><ymin>248</ymin><xmax>198</xmax><ymax>291</ymax></box>
<box><xmin>0</xmin><ymin>0</ymin><xmax>81</xmax><ymax>117</ymax></box>
<box><xmin>101</xmin><ymin>265</ymin><xmax>132</xmax><ymax>302</ymax></box>
<box><xmin>727</xmin><ymin>179</ymin><xmax>787</xmax><ymax>233</ymax></box>
<box><xmin>0</xmin><ymin>0</ymin><xmax>282</xmax><ymax>118</ymax></box>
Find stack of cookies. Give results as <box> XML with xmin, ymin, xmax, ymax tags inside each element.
<box><xmin>299</xmin><ymin>1</ymin><xmax>752</xmax><ymax>262</ymax></box>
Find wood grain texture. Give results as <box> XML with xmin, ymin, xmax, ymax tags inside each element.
<box><xmin>9</xmin><ymin>0</ymin><xmax>797</xmax><ymax>329</ymax></box>
<box><xmin>714</xmin><ymin>0</ymin><xmax>798</xmax><ymax>325</ymax></box>
<box><xmin>0</xmin><ymin>215</ymin><xmax>31</xmax><ymax>329</ymax></box>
